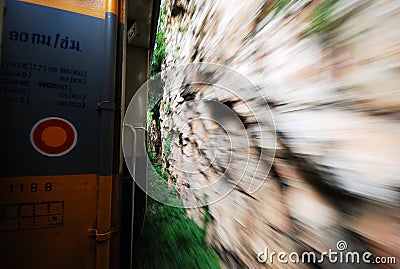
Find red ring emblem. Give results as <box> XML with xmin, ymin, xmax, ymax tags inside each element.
<box><xmin>30</xmin><ymin>117</ymin><xmax>77</xmax><ymax>156</ymax></box>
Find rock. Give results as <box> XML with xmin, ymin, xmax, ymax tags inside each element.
<box><xmin>158</xmin><ymin>0</ymin><xmax>400</xmax><ymax>267</ymax></box>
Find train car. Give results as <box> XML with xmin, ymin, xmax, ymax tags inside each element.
<box><xmin>0</xmin><ymin>0</ymin><xmax>160</xmax><ymax>268</ymax></box>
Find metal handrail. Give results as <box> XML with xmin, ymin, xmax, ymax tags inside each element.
<box><xmin>123</xmin><ymin>123</ymin><xmax>147</xmax><ymax>269</ymax></box>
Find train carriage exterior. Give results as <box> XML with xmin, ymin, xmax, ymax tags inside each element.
<box><xmin>0</xmin><ymin>0</ymin><xmax>160</xmax><ymax>268</ymax></box>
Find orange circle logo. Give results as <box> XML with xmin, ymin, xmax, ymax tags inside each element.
<box><xmin>30</xmin><ymin>117</ymin><xmax>77</xmax><ymax>157</ymax></box>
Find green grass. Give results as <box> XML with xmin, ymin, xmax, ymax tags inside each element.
<box><xmin>134</xmin><ymin>201</ymin><xmax>221</xmax><ymax>269</ymax></box>
<box><xmin>133</xmin><ymin>147</ymin><xmax>221</xmax><ymax>269</ymax></box>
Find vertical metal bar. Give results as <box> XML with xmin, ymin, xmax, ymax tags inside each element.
<box><xmin>100</xmin><ymin>0</ymin><xmax>118</xmax><ymax>175</ymax></box>
<box><xmin>96</xmin><ymin>1</ymin><xmax>118</xmax><ymax>269</ymax></box>
<box><xmin>124</xmin><ymin>124</ymin><xmax>147</xmax><ymax>269</ymax></box>
<box><xmin>0</xmin><ymin>0</ymin><xmax>4</xmax><ymax>62</ymax></box>
<box><xmin>119</xmin><ymin>0</ymin><xmax>128</xmax><ymax>174</ymax></box>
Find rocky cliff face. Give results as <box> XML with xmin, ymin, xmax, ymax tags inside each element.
<box><xmin>159</xmin><ymin>0</ymin><xmax>400</xmax><ymax>268</ymax></box>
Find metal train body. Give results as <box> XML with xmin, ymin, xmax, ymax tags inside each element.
<box><xmin>0</xmin><ymin>0</ymin><xmax>159</xmax><ymax>268</ymax></box>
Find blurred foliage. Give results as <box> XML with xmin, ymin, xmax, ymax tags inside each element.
<box><xmin>256</xmin><ymin>0</ymin><xmax>339</xmax><ymax>38</ymax></box>
<box><xmin>151</xmin><ymin>4</ymin><xmax>166</xmax><ymax>77</ymax></box>
<box><xmin>146</xmin><ymin>145</ymin><xmax>181</xmax><ymax>206</ymax></box>
<box><xmin>147</xmin><ymin>146</ymin><xmax>164</xmax><ymax>177</ymax></box>
<box><xmin>203</xmin><ymin>204</ymin><xmax>211</xmax><ymax>226</ymax></box>
<box><xmin>134</xmin><ymin>199</ymin><xmax>221</xmax><ymax>269</ymax></box>
<box><xmin>309</xmin><ymin>0</ymin><xmax>339</xmax><ymax>36</ymax></box>
<box><xmin>148</xmin><ymin>98</ymin><xmax>162</xmax><ymax>131</ymax></box>
<box><xmin>147</xmin><ymin>111</ymin><xmax>154</xmax><ymax>128</ymax></box>
<box><xmin>164</xmin><ymin>137</ymin><xmax>171</xmax><ymax>158</ymax></box>
<box><xmin>138</xmin><ymin>4</ymin><xmax>221</xmax><ymax>268</ymax></box>
<box><xmin>134</xmin><ymin>147</ymin><xmax>221</xmax><ymax>269</ymax></box>
<box><xmin>254</xmin><ymin>0</ymin><xmax>293</xmax><ymax>24</ymax></box>
<box><xmin>270</xmin><ymin>0</ymin><xmax>293</xmax><ymax>15</ymax></box>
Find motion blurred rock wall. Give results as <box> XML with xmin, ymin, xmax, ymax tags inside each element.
<box><xmin>159</xmin><ymin>0</ymin><xmax>400</xmax><ymax>268</ymax></box>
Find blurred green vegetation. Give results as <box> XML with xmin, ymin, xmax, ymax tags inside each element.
<box><xmin>133</xmin><ymin>147</ymin><xmax>221</xmax><ymax>269</ymax></box>
<box><xmin>133</xmin><ymin>198</ymin><xmax>221</xmax><ymax>268</ymax></box>
<box><xmin>163</xmin><ymin>137</ymin><xmax>171</xmax><ymax>159</ymax></box>
<box><xmin>255</xmin><ymin>0</ymin><xmax>339</xmax><ymax>38</ymax></box>
<box><xmin>309</xmin><ymin>0</ymin><xmax>339</xmax><ymax>36</ymax></box>
<box><xmin>270</xmin><ymin>0</ymin><xmax>293</xmax><ymax>15</ymax></box>
<box><xmin>138</xmin><ymin>4</ymin><xmax>221</xmax><ymax>268</ymax></box>
<box><xmin>151</xmin><ymin>4</ymin><xmax>166</xmax><ymax>77</ymax></box>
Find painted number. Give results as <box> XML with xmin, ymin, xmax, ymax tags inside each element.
<box><xmin>5</xmin><ymin>182</ymin><xmax>53</xmax><ymax>193</ymax></box>
<box><xmin>45</xmin><ymin>182</ymin><xmax>53</xmax><ymax>192</ymax></box>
